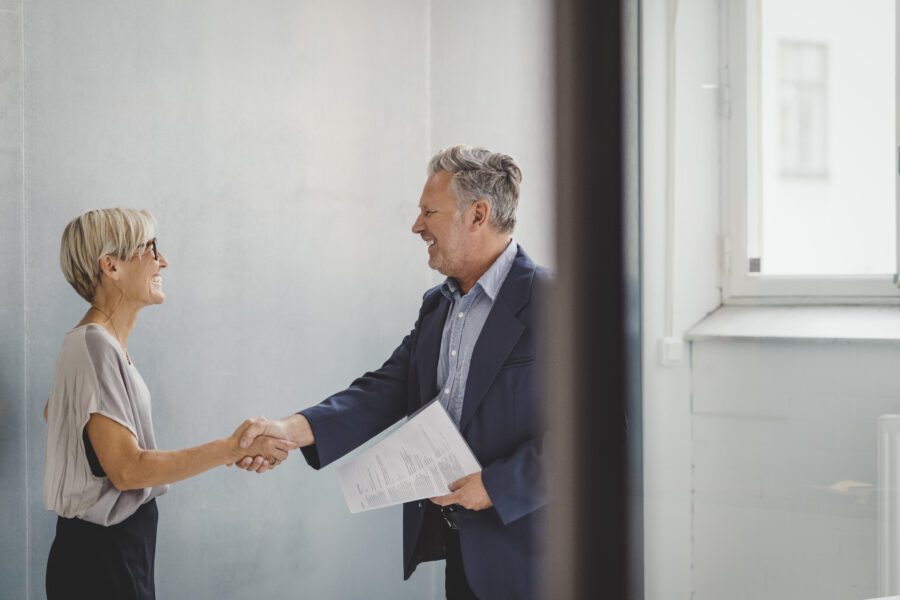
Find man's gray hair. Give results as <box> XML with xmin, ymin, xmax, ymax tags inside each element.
<box><xmin>428</xmin><ymin>145</ymin><xmax>522</xmax><ymax>233</ymax></box>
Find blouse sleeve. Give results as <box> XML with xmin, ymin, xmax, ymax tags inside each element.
<box><xmin>83</xmin><ymin>326</ymin><xmax>138</xmax><ymax>438</ymax></box>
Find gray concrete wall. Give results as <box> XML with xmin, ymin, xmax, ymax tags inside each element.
<box><xmin>430</xmin><ymin>0</ymin><xmax>554</xmax><ymax>268</ymax></box>
<box><xmin>4</xmin><ymin>1</ymin><xmax>553</xmax><ymax>598</ymax></box>
<box><xmin>0</xmin><ymin>0</ymin><xmax>27</xmax><ymax>597</ymax></box>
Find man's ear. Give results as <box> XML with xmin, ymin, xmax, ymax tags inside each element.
<box><xmin>470</xmin><ymin>199</ymin><xmax>491</xmax><ymax>229</ymax></box>
<box><xmin>97</xmin><ymin>255</ymin><xmax>119</xmax><ymax>280</ymax></box>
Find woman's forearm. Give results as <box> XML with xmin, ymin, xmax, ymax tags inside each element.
<box><xmin>114</xmin><ymin>438</ymin><xmax>233</xmax><ymax>491</ymax></box>
<box><xmin>88</xmin><ymin>414</ymin><xmax>296</xmax><ymax>491</ymax></box>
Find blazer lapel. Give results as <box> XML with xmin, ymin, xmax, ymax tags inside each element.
<box><xmin>416</xmin><ymin>295</ymin><xmax>450</xmax><ymax>406</ymax></box>
<box><xmin>458</xmin><ymin>249</ymin><xmax>536</xmax><ymax>432</ymax></box>
<box><xmin>458</xmin><ymin>300</ymin><xmax>524</xmax><ymax>433</ymax></box>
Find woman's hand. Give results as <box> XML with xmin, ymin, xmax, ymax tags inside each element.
<box><xmin>227</xmin><ymin>419</ymin><xmax>299</xmax><ymax>472</ymax></box>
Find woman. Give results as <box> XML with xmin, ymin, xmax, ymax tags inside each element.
<box><xmin>42</xmin><ymin>208</ymin><xmax>296</xmax><ymax>600</ymax></box>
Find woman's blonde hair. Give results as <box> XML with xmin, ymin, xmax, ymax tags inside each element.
<box><xmin>60</xmin><ymin>209</ymin><xmax>157</xmax><ymax>302</ymax></box>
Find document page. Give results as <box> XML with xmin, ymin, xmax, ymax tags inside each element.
<box><xmin>337</xmin><ymin>401</ymin><xmax>481</xmax><ymax>513</ymax></box>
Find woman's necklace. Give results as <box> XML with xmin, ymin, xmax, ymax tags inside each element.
<box><xmin>90</xmin><ymin>305</ymin><xmax>131</xmax><ymax>365</ymax></box>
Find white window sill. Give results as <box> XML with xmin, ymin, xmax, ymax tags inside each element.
<box><xmin>686</xmin><ymin>305</ymin><xmax>900</xmax><ymax>343</ymax></box>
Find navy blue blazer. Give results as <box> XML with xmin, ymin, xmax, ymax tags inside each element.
<box><xmin>300</xmin><ymin>246</ymin><xmax>549</xmax><ymax>600</ymax></box>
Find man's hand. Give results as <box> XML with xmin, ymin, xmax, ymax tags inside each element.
<box><xmin>233</xmin><ymin>415</ymin><xmax>314</xmax><ymax>473</ymax></box>
<box><xmin>226</xmin><ymin>419</ymin><xmax>298</xmax><ymax>473</ymax></box>
<box><xmin>430</xmin><ymin>472</ymin><xmax>493</xmax><ymax>511</ymax></box>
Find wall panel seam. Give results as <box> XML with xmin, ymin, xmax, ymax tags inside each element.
<box><xmin>425</xmin><ymin>4</ymin><xmax>439</xmax><ymax>597</ymax></box>
<box><xmin>424</xmin><ymin>0</ymin><xmax>435</xmax><ymax>295</ymax></box>
<box><xmin>20</xmin><ymin>0</ymin><xmax>29</xmax><ymax>595</ymax></box>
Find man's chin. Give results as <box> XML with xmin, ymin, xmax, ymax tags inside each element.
<box><xmin>429</xmin><ymin>262</ymin><xmax>451</xmax><ymax>278</ymax></box>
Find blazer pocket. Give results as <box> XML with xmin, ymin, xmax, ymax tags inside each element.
<box><xmin>500</xmin><ymin>356</ymin><xmax>536</xmax><ymax>369</ymax></box>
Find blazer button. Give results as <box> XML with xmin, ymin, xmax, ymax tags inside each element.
<box><xmin>418</xmin><ymin>501</ymin><xmax>424</xmax><ymax>509</ymax></box>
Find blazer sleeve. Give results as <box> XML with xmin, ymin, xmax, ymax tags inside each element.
<box><xmin>299</xmin><ymin>288</ymin><xmax>442</xmax><ymax>469</ymax></box>
<box><xmin>480</xmin><ymin>433</ymin><xmax>551</xmax><ymax>525</ymax></box>
<box><xmin>299</xmin><ymin>331</ymin><xmax>413</xmax><ymax>469</ymax></box>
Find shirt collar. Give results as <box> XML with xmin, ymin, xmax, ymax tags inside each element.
<box><xmin>441</xmin><ymin>239</ymin><xmax>518</xmax><ymax>301</ymax></box>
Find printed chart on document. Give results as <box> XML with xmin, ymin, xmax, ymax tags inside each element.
<box><xmin>337</xmin><ymin>401</ymin><xmax>481</xmax><ymax>513</ymax></box>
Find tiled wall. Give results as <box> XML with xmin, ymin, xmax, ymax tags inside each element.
<box><xmin>691</xmin><ymin>339</ymin><xmax>900</xmax><ymax>600</ymax></box>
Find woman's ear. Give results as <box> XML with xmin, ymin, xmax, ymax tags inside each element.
<box><xmin>97</xmin><ymin>255</ymin><xmax>119</xmax><ymax>280</ymax></box>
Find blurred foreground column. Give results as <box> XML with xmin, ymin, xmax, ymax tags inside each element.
<box><xmin>547</xmin><ymin>0</ymin><xmax>642</xmax><ymax>598</ymax></box>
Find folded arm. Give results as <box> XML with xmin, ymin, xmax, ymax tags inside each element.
<box><xmin>431</xmin><ymin>434</ymin><xmax>550</xmax><ymax>524</ymax></box>
<box><xmin>479</xmin><ymin>434</ymin><xmax>550</xmax><ymax>524</ymax></box>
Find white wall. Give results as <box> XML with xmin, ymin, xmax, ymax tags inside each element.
<box><xmin>692</xmin><ymin>339</ymin><xmax>889</xmax><ymax>600</ymax></box>
<box><xmin>430</xmin><ymin>0</ymin><xmax>555</xmax><ymax>271</ymax></box>
<box><xmin>4</xmin><ymin>1</ymin><xmax>554</xmax><ymax>598</ymax></box>
<box><xmin>641</xmin><ymin>0</ymin><xmax>722</xmax><ymax>598</ymax></box>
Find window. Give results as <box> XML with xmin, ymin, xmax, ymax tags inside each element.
<box><xmin>778</xmin><ymin>41</ymin><xmax>828</xmax><ymax>180</ymax></box>
<box><xmin>723</xmin><ymin>0</ymin><xmax>898</xmax><ymax>299</ymax></box>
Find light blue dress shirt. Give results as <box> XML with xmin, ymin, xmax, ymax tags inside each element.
<box><xmin>434</xmin><ymin>240</ymin><xmax>518</xmax><ymax>427</ymax></box>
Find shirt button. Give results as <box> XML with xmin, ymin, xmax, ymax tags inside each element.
<box><xmin>451</xmin><ymin>350</ymin><xmax>457</xmax><ymax>357</ymax></box>
<box><xmin>458</xmin><ymin>312</ymin><xmax>464</xmax><ymax>319</ymax></box>
<box><xmin>444</xmin><ymin>388</ymin><xmax>450</xmax><ymax>395</ymax></box>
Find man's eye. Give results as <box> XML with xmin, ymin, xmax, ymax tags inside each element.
<box><xmin>424</xmin><ymin>210</ymin><xmax>436</xmax><ymax>216</ymax></box>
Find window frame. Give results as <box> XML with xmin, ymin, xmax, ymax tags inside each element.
<box><xmin>721</xmin><ymin>0</ymin><xmax>900</xmax><ymax>304</ymax></box>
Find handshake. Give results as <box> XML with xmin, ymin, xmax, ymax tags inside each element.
<box><xmin>225</xmin><ymin>415</ymin><xmax>308</xmax><ymax>474</ymax></box>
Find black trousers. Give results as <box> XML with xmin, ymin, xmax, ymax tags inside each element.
<box><xmin>46</xmin><ymin>499</ymin><xmax>158</xmax><ymax>600</ymax></box>
<box><xmin>445</xmin><ymin>527</ymin><xmax>479</xmax><ymax>600</ymax></box>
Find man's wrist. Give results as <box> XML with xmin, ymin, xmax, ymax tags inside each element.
<box><xmin>286</xmin><ymin>413</ymin><xmax>315</xmax><ymax>447</ymax></box>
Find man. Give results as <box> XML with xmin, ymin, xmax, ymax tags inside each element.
<box><xmin>240</xmin><ymin>145</ymin><xmax>549</xmax><ymax>600</ymax></box>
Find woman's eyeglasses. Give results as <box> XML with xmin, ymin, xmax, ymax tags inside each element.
<box><xmin>146</xmin><ymin>238</ymin><xmax>159</xmax><ymax>261</ymax></box>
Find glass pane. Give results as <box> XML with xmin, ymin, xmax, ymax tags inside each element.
<box><xmin>750</xmin><ymin>0</ymin><xmax>895</xmax><ymax>276</ymax></box>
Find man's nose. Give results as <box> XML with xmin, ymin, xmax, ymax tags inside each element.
<box><xmin>411</xmin><ymin>215</ymin><xmax>424</xmax><ymax>234</ymax></box>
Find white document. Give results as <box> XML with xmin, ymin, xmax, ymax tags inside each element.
<box><xmin>337</xmin><ymin>401</ymin><xmax>482</xmax><ymax>513</ymax></box>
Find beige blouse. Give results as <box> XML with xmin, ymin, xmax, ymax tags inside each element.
<box><xmin>43</xmin><ymin>324</ymin><xmax>168</xmax><ymax>526</ymax></box>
